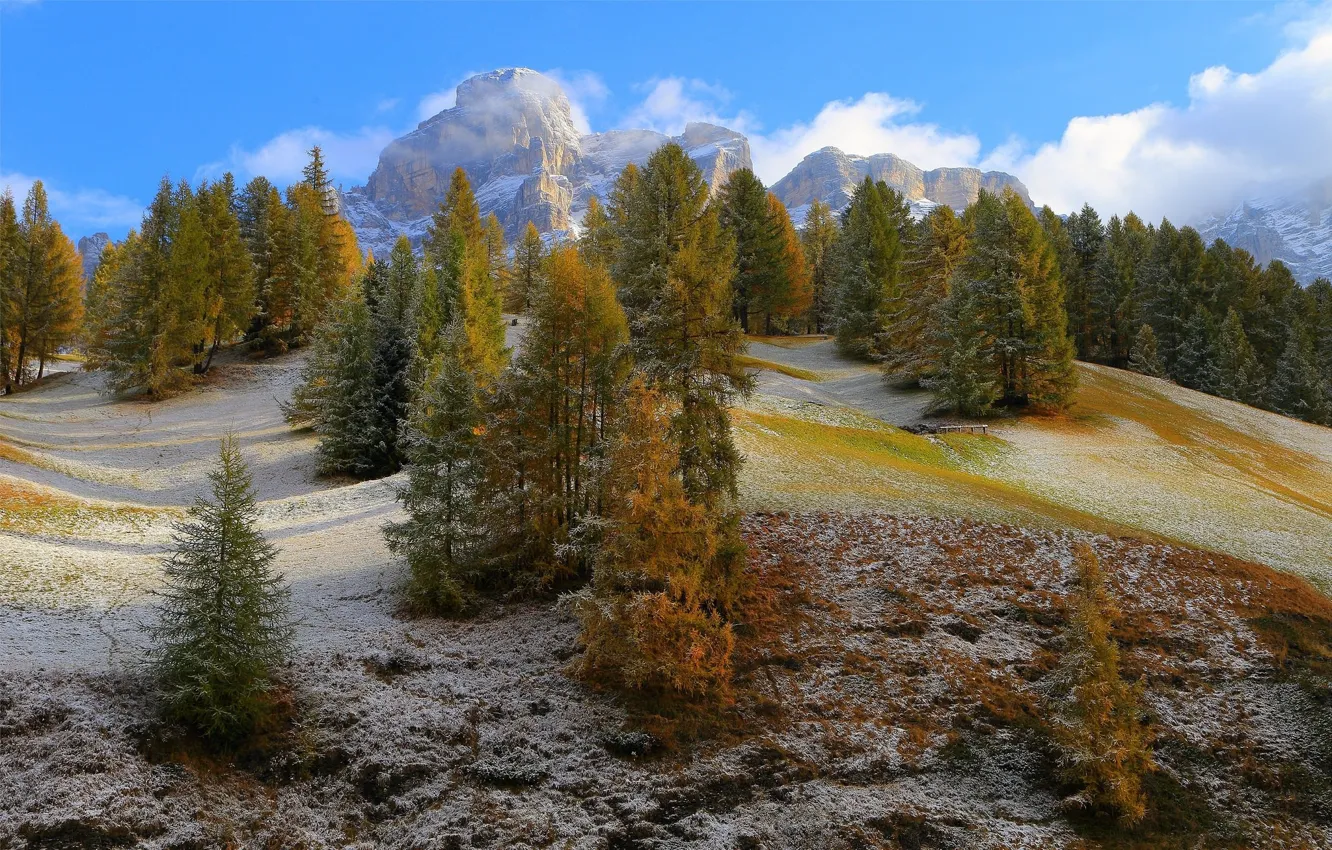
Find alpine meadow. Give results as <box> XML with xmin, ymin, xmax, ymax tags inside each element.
<box><xmin>5</xmin><ymin>4</ymin><xmax>1332</xmax><ymax>848</ymax></box>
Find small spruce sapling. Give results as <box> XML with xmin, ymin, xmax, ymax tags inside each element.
<box><xmin>148</xmin><ymin>435</ymin><xmax>292</xmax><ymax>742</ymax></box>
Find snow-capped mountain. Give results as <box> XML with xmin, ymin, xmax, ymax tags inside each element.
<box><xmin>1197</xmin><ymin>181</ymin><xmax>1332</xmax><ymax>285</ymax></box>
<box><xmin>769</xmin><ymin>146</ymin><xmax>1032</xmax><ymax>227</ymax></box>
<box><xmin>343</xmin><ymin>68</ymin><xmax>751</xmax><ymax>258</ymax></box>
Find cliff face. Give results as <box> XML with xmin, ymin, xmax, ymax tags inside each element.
<box><xmin>1198</xmin><ymin>180</ymin><xmax>1332</xmax><ymax>285</ymax></box>
<box><xmin>346</xmin><ymin>69</ymin><xmax>752</xmax><ymax>257</ymax></box>
<box><xmin>76</xmin><ymin>233</ymin><xmax>110</xmax><ymax>282</ymax></box>
<box><xmin>362</xmin><ymin>68</ymin><xmax>584</xmax><ymax>235</ymax></box>
<box><xmin>769</xmin><ymin>146</ymin><xmax>1033</xmax><ymax>225</ymax></box>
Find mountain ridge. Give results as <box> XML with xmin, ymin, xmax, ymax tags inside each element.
<box><xmin>342</xmin><ymin>68</ymin><xmax>1031</xmax><ymax>256</ymax></box>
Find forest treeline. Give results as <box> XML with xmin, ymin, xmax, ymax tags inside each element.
<box><xmin>4</xmin><ymin>149</ymin><xmax>1329</xmax><ymax>424</ymax></box>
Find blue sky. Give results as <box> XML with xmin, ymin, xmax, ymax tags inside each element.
<box><xmin>3</xmin><ymin>0</ymin><xmax>1330</xmax><ymax>237</ymax></box>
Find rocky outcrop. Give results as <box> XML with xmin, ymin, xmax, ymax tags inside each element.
<box><xmin>76</xmin><ymin>232</ymin><xmax>110</xmax><ymax>282</ymax></box>
<box><xmin>1198</xmin><ymin>180</ymin><xmax>1332</xmax><ymax>285</ymax></box>
<box><xmin>346</xmin><ymin>69</ymin><xmax>753</xmax><ymax>258</ymax></box>
<box><xmin>769</xmin><ymin>146</ymin><xmax>1032</xmax><ymax>225</ymax></box>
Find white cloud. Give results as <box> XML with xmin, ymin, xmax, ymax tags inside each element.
<box><xmin>999</xmin><ymin>17</ymin><xmax>1332</xmax><ymax>221</ymax></box>
<box><xmin>541</xmin><ymin>68</ymin><xmax>609</xmax><ymax>134</ymax></box>
<box><xmin>416</xmin><ymin>70</ymin><xmax>483</xmax><ymax>122</ymax></box>
<box><xmin>619</xmin><ymin>76</ymin><xmax>755</xmax><ymax>136</ymax></box>
<box><xmin>375</xmin><ymin>97</ymin><xmax>400</xmax><ymax>114</ymax></box>
<box><xmin>0</xmin><ymin>172</ymin><xmax>142</xmax><ymax>230</ymax></box>
<box><xmin>748</xmin><ymin>93</ymin><xmax>983</xmax><ymax>185</ymax></box>
<box><xmin>197</xmin><ymin>126</ymin><xmax>395</xmax><ymax>186</ymax></box>
<box><xmin>619</xmin><ymin>79</ymin><xmax>982</xmax><ymax>185</ymax></box>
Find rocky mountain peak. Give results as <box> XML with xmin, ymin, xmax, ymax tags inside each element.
<box><xmin>76</xmin><ymin>232</ymin><xmax>111</xmax><ymax>282</ymax></box>
<box><xmin>345</xmin><ymin>69</ymin><xmax>755</xmax><ymax>257</ymax></box>
<box><xmin>1198</xmin><ymin>180</ymin><xmax>1332</xmax><ymax>285</ymax></box>
<box><xmin>770</xmin><ymin>146</ymin><xmax>1032</xmax><ymax>226</ymax></box>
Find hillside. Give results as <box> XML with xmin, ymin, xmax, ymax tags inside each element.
<box><xmin>3</xmin><ymin>341</ymin><xmax>1332</xmax><ymax>847</ymax></box>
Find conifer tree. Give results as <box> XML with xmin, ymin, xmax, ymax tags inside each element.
<box><xmin>303</xmin><ymin>145</ymin><xmax>331</xmax><ymax>196</ymax></box>
<box><xmin>1269</xmin><ymin>323</ymin><xmax>1329</xmax><ymax>424</ymax></box>
<box><xmin>766</xmin><ymin>192</ymin><xmax>811</xmax><ymax>332</ymax></box>
<box><xmin>383</xmin><ymin>318</ymin><xmax>485</xmax><ymax>613</ymax></box>
<box><xmin>923</xmin><ymin>279</ymin><xmax>998</xmax><ymax>416</ymax></box>
<box><xmin>494</xmin><ymin>245</ymin><xmax>628</xmax><ymax>580</ymax></box>
<box><xmin>799</xmin><ymin>199</ymin><xmax>839</xmax><ymax>334</ymax></box>
<box><xmin>571</xmin><ymin>379</ymin><xmax>742</xmax><ymax>705</ymax></box>
<box><xmin>285</xmin><ymin>295</ymin><xmax>384</xmax><ymax>477</ymax></box>
<box><xmin>424</xmin><ymin>168</ymin><xmax>506</xmax><ymax>382</ymax></box>
<box><xmin>1170</xmin><ymin>308</ymin><xmax>1217</xmax><ymax>392</ymax></box>
<box><xmin>416</xmin><ymin>230</ymin><xmax>465</xmax><ymax>365</ymax></box>
<box><xmin>237</xmin><ymin>177</ymin><xmax>289</xmax><ymax>343</ymax></box>
<box><xmin>483</xmin><ymin>213</ymin><xmax>509</xmax><ymax>308</ymax></box>
<box><xmin>610</xmin><ymin>142</ymin><xmax>750</xmax><ymax>506</ymax></box>
<box><xmin>1008</xmin><ymin>192</ymin><xmax>1077</xmax><ymax>409</ymax></box>
<box><xmin>82</xmin><ymin>239</ymin><xmax>126</xmax><ymax>370</ymax></box>
<box><xmin>194</xmin><ymin>175</ymin><xmax>255</xmax><ymax>373</ymax></box>
<box><xmin>1049</xmin><ymin>543</ymin><xmax>1153</xmax><ymax>824</ymax></box>
<box><xmin>148</xmin><ymin>435</ymin><xmax>292</xmax><ymax>741</ymax></box>
<box><xmin>1127</xmin><ymin>324</ymin><xmax>1164</xmax><ymax>378</ymax></box>
<box><xmin>0</xmin><ymin>189</ymin><xmax>18</xmax><ymax>392</ymax></box>
<box><xmin>1058</xmin><ymin>204</ymin><xmax>1106</xmax><ymax>358</ymax></box>
<box><xmin>169</xmin><ymin>181</ymin><xmax>210</xmax><ymax>368</ymax></box>
<box><xmin>886</xmin><ymin>205</ymin><xmax>967</xmax><ymax>383</ymax></box>
<box><xmin>363</xmin><ymin>256</ymin><xmax>414</xmax><ymax>475</ymax></box>
<box><xmin>510</xmin><ymin>221</ymin><xmax>545</xmax><ymax>313</ymax></box>
<box><xmin>830</xmin><ymin>178</ymin><xmax>905</xmax><ymax>358</ymax></box>
<box><xmin>105</xmin><ymin>179</ymin><xmax>196</xmax><ymax>395</ymax></box>
<box><xmin>1215</xmin><ymin>307</ymin><xmax>1264</xmax><ymax>406</ymax></box>
<box><xmin>9</xmin><ymin>181</ymin><xmax>84</xmax><ymax>386</ymax></box>
<box><xmin>717</xmin><ymin>168</ymin><xmax>785</xmax><ymax>332</ymax></box>
<box><xmin>578</xmin><ymin>195</ymin><xmax>617</xmax><ymax>270</ymax></box>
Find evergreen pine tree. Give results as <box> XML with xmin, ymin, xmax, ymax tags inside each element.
<box><xmin>1127</xmin><ymin>324</ymin><xmax>1165</xmax><ymax>378</ymax></box>
<box><xmin>1269</xmin><ymin>323</ymin><xmax>1329</xmax><ymax>424</ymax></box>
<box><xmin>0</xmin><ymin>189</ymin><xmax>18</xmax><ymax>392</ymax></box>
<box><xmin>1171</xmin><ymin>308</ymin><xmax>1217</xmax><ymax>392</ymax></box>
<box><xmin>578</xmin><ymin>195</ymin><xmax>617</xmax><ymax>270</ymax></box>
<box><xmin>194</xmin><ymin>175</ymin><xmax>255</xmax><ymax>373</ymax></box>
<box><xmin>610</xmin><ymin>142</ymin><xmax>750</xmax><ymax>506</ymax></box>
<box><xmin>148</xmin><ymin>435</ymin><xmax>292</xmax><ymax>741</ymax></box>
<box><xmin>286</xmin><ymin>295</ymin><xmax>384</xmax><ymax>477</ymax></box>
<box><xmin>1215</xmin><ymin>307</ymin><xmax>1265</xmax><ymax>406</ymax></box>
<box><xmin>383</xmin><ymin>318</ymin><xmax>485</xmax><ymax>613</ymax></box>
<box><xmin>1048</xmin><ymin>543</ymin><xmax>1154</xmax><ymax>824</ymax></box>
<box><xmin>799</xmin><ymin>199</ymin><xmax>839</xmax><ymax>335</ymax></box>
<box><xmin>830</xmin><ymin>178</ymin><xmax>904</xmax><ymax>358</ymax></box>
<box><xmin>717</xmin><ymin>168</ymin><xmax>786</xmax><ymax>332</ymax></box>
<box><xmin>886</xmin><ymin>205</ymin><xmax>967</xmax><ymax>383</ymax></box>
<box><xmin>511</xmin><ymin>222</ymin><xmax>545</xmax><ymax>313</ymax></box>
<box><xmin>923</xmin><ymin>279</ymin><xmax>998</xmax><ymax>416</ymax></box>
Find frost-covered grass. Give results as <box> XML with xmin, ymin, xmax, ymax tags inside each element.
<box><xmin>734</xmin><ymin>353</ymin><xmax>824</xmax><ymax>382</ymax></box>
<box><xmin>734</xmin><ymin>341</ymin><xmax>1332</xmax><ymax>587</ymax></box>
<box><xmin>3</xmin><ymin>514</ymin><xmax>1330</xmax><ymax>848</ymax></box>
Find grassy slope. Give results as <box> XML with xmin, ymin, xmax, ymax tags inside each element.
<box><xmin>736</xmin><ymin>341</ymin><xmax>1332</xmax><ymax>589</ymax></box>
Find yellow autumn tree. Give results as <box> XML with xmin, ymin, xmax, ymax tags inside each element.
<box><xmin>1049</xmin><ymin>542</ymin><xmax>1155</xmax><ymax>824</ymax></box>
<box><xmin>571</xmin><ymin>379</ymin><xmax>742</xmax><ymax>707</ymax></box>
